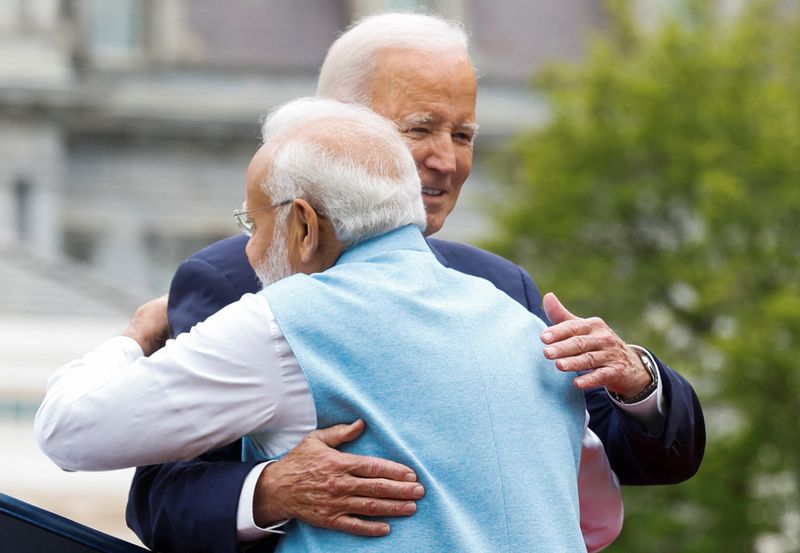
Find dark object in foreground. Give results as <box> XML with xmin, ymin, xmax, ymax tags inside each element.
<box><xmin>0</xmin><ymin>492</ymin><xmax>149</xmax><ymax>552</ymax></box>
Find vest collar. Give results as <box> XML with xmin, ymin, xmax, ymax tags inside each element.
<box><xmin>336</xmin><ymin>225</ymin><xmax>430</xmax><ymax>265</ymax></box>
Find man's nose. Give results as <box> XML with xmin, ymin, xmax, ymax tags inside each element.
<box><xmin>424</xmin><ymin>133</ymin><xmax>457</xmax><ymax>174</ymax></box>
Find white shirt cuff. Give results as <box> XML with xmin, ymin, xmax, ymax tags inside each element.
<box><xmin>607</xmin><ymin>346</ymin><xmax>665</xmax><ymax>434</ymax></box>
<box><xmin>237</xmin><ymin>461</ymin><xmax>289</xmax><ymax>541</ymax></box>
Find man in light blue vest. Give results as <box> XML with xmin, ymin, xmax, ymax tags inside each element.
<box><xmin>37</xmin><ymin>98</ymin><xmax>598</xmax><ymax>551</ymax></box>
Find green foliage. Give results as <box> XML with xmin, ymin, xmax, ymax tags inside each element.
<box><xmin>486</xmin><ymin>1</ymin><xmax>800</xmax><ymax>550</ymax></box>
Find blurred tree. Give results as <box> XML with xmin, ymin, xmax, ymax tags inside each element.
<box><xmin>486</xmin><ymin>0</ymin><xmax>800</xmax><ymax>551</ymax></box>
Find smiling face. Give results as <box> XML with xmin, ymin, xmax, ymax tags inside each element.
<box><xmin>368</xmin><ymin>49</ymin><xmax>478</xmax><ymax>235</ymax></box>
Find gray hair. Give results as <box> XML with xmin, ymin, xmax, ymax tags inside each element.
<box><xmin>317</xmin><ymin>12</ymin><xmax>470</xmax><ymax>104</ymax></box>
<box><xmin>259</xmin><ymin>97</ymin><xmax>426</xmax><ymax>247</ymax></box>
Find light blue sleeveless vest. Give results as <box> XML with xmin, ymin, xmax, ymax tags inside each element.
<box><xmin>245</xmin><ymin>225</ymin><xmax>586</xmax><ymax>552</ymax></box>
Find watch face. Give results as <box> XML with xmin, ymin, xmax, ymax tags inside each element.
<box><xmin>639</xmin><ymin>354</ymin><xmax>657</xmax><ymax>381</ymax></box>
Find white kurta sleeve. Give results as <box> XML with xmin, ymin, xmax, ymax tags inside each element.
<box><xmin>579</xmin><ymin>411</ymin><xmax>624</xmax><ymax>553</ymax></box>
<box><xmin>35</xmin><ymin>293</ymin><xmax>287</xmax><ymax>472</ymax></box>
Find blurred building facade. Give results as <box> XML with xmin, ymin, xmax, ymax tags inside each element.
<box><xmin>0</xmin><ymin>0</ymin><xmax>605</xmax><ymax>297</ymax></box>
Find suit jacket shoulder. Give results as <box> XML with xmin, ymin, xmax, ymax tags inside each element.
<box><xmin>167</xmin><ymin>234</ymin><xmax>260</xmax><ymax>336</ymax></box>
<box><xmin>185</xmin><ymin>234</ymin><xmax>259</xmax><ymax>294</ymax></box>
<box><xmin>426</xmin><ymin>237</ymin><xmax>547</xmax><ymax>322</ymax></box>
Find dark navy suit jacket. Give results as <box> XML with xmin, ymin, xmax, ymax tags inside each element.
<box><xmin>127</xmin><ymin>234</ymin><xmax>705</xmax><ymax>553</ymax></box>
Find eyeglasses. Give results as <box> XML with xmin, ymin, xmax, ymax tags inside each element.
<box><xmin>233</xmin><ymin>199</ymin><xmax>293</xmax><ymax>236</ymax></box>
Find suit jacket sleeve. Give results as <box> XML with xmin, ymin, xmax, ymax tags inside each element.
<box><xmin>126</xmin><ymin>442</ymin><xmax>257</xmax><ymax>553</ymax></box>
<box><xmin>126</xmin><ymin>253</ymin><xmax>262</xmax><ymax>553</ymax></box>
<box><xmin>167</xmin><ymin>257</ymin><xmax>247</xmax><ymax>336</ymax></box>
<box><xmin>584</xmin><ymin>353</ymin><xmax>705</xmax><ymax>485</ymax></box>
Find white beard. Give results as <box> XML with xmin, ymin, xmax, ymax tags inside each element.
<box><xmin>254</xmin><ymin>221</ymin><xmax>293</xmax><ymax>288</ymax></box>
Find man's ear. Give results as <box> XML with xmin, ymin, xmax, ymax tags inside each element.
<box><xmin>289</xmin><ymin>199</ymin><xmax>321</xmax><ymax>265</ymax></box>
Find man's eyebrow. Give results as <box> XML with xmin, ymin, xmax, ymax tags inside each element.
<box><xmin>400</xmin><ymin>113</ymin><xmax>434</xmax><ymax>127</ymax></box>
<box><xmin>399</xmin><ymin>114</ymin><xmax>480</xmax><ymax>133</ymax></box>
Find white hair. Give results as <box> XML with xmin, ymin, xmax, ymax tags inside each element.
<box><xmin>259</xmin><ymin>97</ymin><xmax>426</xmax><ymax>247</ymax></box>
<box><xmin>253</xmin><ymin>219</ymin><xmax>291</xmax><ymax>288</ymax></box>
<box><xmin>317</xmin><ymin>12</ymin><xmax>471</xmax><ymax>104</ymax></box>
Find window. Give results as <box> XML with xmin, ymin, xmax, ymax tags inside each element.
<box><xmin>388</xmin><ymin>0</ymin><xmax>427</xmax><ymax>9</ymax></box>
<box><xmin>86</xmin><ymin>0</ymin><xmax>147</xmax><ymax>64</ymax></box>
<box><xmin>64</xmin><ymin>229</ymin><xmax>98</xmax><ymax>264</ymax></box>
<box><xmin>13</xmin><ymin>178</ymin><xmax>31</xmax><ymax>241</ymax></box>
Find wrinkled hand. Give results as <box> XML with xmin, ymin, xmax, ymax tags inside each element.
<box><xmin>541</xmin><ymin>292</ymin><xmax>652</xmax><ymax>398</ymax></box>
<box><xmin>123</xmin><ymin>294</ymin><xmax>170</xmax><ymax>356</ymax></box>
<box><xmin>253</xmin><ymin>419</ymin><xmax>424</xmax><ymax>536</ymax></box>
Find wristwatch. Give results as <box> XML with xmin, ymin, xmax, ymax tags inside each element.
<box><xmin>609</xmin><ymin>349</ymin><xmax>659</xmax><ymax>404</ymax></box>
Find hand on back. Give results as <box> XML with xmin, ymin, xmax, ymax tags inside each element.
<box><xmin>253</xmin><ymin>419</ymin><xmax>425</xmax><ymax>536</ymax></box>
<box><xmin>542</xmin><ymin>292</ymin><xmax>653</xmax><ymax>399</ymax></box>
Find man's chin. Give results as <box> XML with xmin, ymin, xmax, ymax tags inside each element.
<box><xmin>420</xmin><ymin>201</ymin><xmax>451</xmax><ymax>236</ymax></box>
<box><xmin>257</xmin><ymin>273</ymin><xmax>291</xmax><ymax>289</ymax></box>
<box><xmin>255</xmin><ymin>263</ymin><xmax>293</xmax><ymax>289</ymax></box>
<box><xmin>423</xmin><ymin>216</ymin><xmax>444</xmax><ymax>236</ymax></box>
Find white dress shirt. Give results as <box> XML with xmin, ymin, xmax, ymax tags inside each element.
<box><xmin>36</xmin><ymin>292</ymin><xmax>653</xmax><ymax>552</ymax></box>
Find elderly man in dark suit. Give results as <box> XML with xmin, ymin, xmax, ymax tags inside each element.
<box><xmin>127</xmin><ymin>12</ymin><xmax>705</xmax><ymax>553</ymax></box>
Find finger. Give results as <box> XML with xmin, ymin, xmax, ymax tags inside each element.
<box><xmin>541</xmin><ymin>316</ymin><xmax>594</xmax><ymax>345</ymax></box>
<box><xmin>553</xmin><ymin>350</ymin><xmax>612</xmax><ymax>373</ymax></box>
<box><xmin>346</xmin><ymin>454</ymin><xmax>418</xmax><ymax>482</ymax></box>
<box><xmin>544</xmin><ymin>332</ymin><xmax>613</xmax><ymax>360</ymax></box>
<box><xmin>312</xmin><ymin>419</ymin><xmax>366</xmax><ymax>448</ymax></box>
<box><xmin>345</xmin><ymin>497</ymin><xmax>418</xmax><ymax>518</ymax></box>
<box><xmin>542</xmin><ymin>292</ymin><xmax>577</xmax><ymax>326</ymax></box>
<box><xmin>573</xmin><ymin>367</ymin><xmax>614</xmax><ymax>389</ymax></box>
<box><xmin>350</xmin><ymin>478</ymin><xmax>425</xmax><ymax>500</ymax></box>
<box><xmin>544</xmin><ymin>335</ymin><xmax>592</xmax><ymax>360</ymax></box>
<box><xmin>329</xmin><ymin>515</ymin><xmax>391</xmax><ymax>537</ymax></box>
